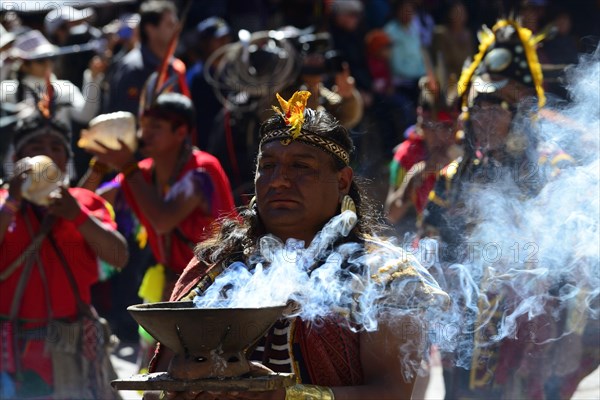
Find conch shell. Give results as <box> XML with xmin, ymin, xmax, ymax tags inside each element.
<box><xmin>18</xmin><ymin>155</ymin><xmax>64</xmax><ymax>206</ymax></box>
<box><xmin>78</xmin><ymin>111</ymin><xmax>137</xmax><ymax>152</ymax></box>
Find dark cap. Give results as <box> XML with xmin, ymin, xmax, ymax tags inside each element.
<box><xmin>12</xmin><ymin>111</ymin><xmax>71</xmax><ymax>157</ymax></box>
<box><xmin>196</xmin><ymin>17</ymin><xmax>230</xmax><ymax>40</ymax></box>
<box><xmin>143</xmin><ymin>92</ymin><xmax>195</xmax><ymax>130</ymax></box>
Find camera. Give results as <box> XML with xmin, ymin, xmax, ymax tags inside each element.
<box><xmin>324</xmin><ymin>50</ymin><xmax>345</xmax><ymax>74</ymax></box>
<box><xmin>297</xmin><ymin>32</ymin><xmax>331</xmax><ymax>55</ymax></box>
<box><xmin>295</xmin><ymin>32</ymin><xmax>346</xmax><ymax>75</ymax></box>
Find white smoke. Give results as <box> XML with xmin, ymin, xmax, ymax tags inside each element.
<box><xmin>192</xmin><ymin>50</ymin><xmax>599</xmax><ymax>381</ymax></box>
<box><xmin>417</xmin><ymin>50</ymin><xmax>600</xmax><ymax>369</ymax></box>
<box><xmin>194</xmin><ymin>210</ymin><xmax>447</xmax><ymax>319</ymax></box>
<box><xmin>193</xmin><ymin>210</ymin><xmax>449</xmax><ymax>378</ymax></box>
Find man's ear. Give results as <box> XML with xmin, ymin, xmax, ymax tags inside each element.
<box><xmin>338</xmin><ymin>166</ymin><xmax>353</xmax><ymax>196</ymax></box>
<box><xmin>175</xmin><ymin>124</ymin><xmax>189</xmax><ymax>142</ymax></box>
<box><xmin>144</xmin><ymin>23</ymin><xmax>156</xmax><ymax>43</ymax></box>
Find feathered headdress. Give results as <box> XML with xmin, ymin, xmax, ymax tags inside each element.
<box><xmin>262</xmin><ymin>91</ymin><xmax>350</xmax><ymax>166</ymax></box>
<box><xmin>37</xmin><ymin>71</ymin><xmax>56</xmax><ymax>120</ymax></box>
<box><xmin>457</xmin><ymin>19</ymin><xmax>547</xmax><ymax>110</ymax></box>
<box><xmin>272</xmin><ymin>90</ymin><xmax>311</xmax><ymax>139</ymax></box>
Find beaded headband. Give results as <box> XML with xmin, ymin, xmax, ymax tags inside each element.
<box><xmin>260</xmin><ymin>91</ymin><xmax>351</xmax><ymax>166</ymax></box>
<box><xmin>261</xmin><ymin>128</ymin><xmax>351</xmax><ymax>166</ymax></box>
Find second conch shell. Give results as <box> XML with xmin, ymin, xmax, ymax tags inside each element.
<box><xmin>78</xmin><ymin>111</ymin><xmax>137</xmax><ymax>152</ymax></box>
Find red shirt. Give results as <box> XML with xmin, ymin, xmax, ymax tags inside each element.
<box><xmin>367</xmin><ymin>57</ymin><xmax>392</xmax><ymax>94</ymax></box>
<box><xmin>120</xmin><ymin>149</ymin><xmax>235</xmax><ymax>273</ymax></box>
<box><xmin>413</xmin><ymin>172</ymin><xmax>437</xmax><ymax>215</ymax></box>
<box><xmin>389</xmin><ymin>130</ymin><xmax>428</xmax><ymax>189</ymax></box>
<box><xmin>0</xmin><ymin>188</ymin><xmax>116</xmax><ymax>321</ymax></box>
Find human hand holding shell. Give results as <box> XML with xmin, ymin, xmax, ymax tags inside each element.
<box><xmin>78</xmin><ymin>111</ymin><xmax>137</xmax><ymax>153</ymax></box>
<box><xmin>17</xmin><ymin>155</ymin><xmax>64</xmax><ymax>206</ymax></box>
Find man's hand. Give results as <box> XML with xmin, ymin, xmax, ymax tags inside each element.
<box><xmin>48</xmin><ymin>186</ymin><xmax>81</xmax><ymax>221</ymax></box>
<box><xmin>425</xmin><ymin>72</ymin><xmax>439</xmax><ymax>96</ymax></box>
<box><xmin>162</xmin><ymin>362</ymin><xmax>285</xmax><ymax>400</ymax></box>
<box><xmin>8</xmin><ymin>161</ymin><xmax>32</xmax><ymax>203</ymax></box>
<box><xmin>334</xmin><ymin>62</ymin><xmax>356</xmax><ymax>99</ymax></box>
<box><xmin>89</xmin><ymin>138</ymin><xmax>136</xmax><ymax>171</ymax></box>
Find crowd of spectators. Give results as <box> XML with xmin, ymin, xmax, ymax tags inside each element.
<box><xmin>2</xmin><ymin>0</ymin><xmax>598</xmax><ymax>180</ymax></box>
<box><xmin>1</xmin><ymin>0</ymin><xmax>598</xmax><ymax>353</ymax></box>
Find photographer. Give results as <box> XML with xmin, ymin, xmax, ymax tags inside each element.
<box><xmin>282</xmin><ymin>31</ymin><xmax>363</xmax><ymax>130</ymax></box>
<box><xmin>101</xmin><ymin>13</ymin><xmax>140</xmax><ymax>73</ymax></box>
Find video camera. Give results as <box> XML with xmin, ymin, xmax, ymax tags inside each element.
<box><xmin>292</xmin><ymin>31</ymin><xmax>346</xmax><ymax>75</ymax></box>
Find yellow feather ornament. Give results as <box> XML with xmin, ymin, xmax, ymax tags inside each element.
<box><xmin>272</xmin><ymin>91</ymin><xmax>311</xmax><ymax>141</ymax></box>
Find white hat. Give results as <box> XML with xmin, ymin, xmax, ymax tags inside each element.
<box><xmin>44</xmin><ymin>5</ymin><xmax>94</xmax><ymax>36</ymax></box>
<box><xmin>330</xmin><ymin>0</ymin><xmax>363</xmax><ymax>14</ymax></box>
<box><xmin>196</xmin><ymin>17</ymin><xmax>231</xmax><ymax>39</ymax></box>
<box><xmin>0</xmin><ymin>24</ymin><xmax>16</xmax><ymax>49</ymax></box>
<box><xmin>11</xmin><ymin>30</ymin><xmax>58</xmax><ymax>60</ymax></box>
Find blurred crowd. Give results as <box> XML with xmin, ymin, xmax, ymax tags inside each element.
<box><xmin>1</xmin><ymin>0</ymin><xmax>599</xmax><ymax>396</ymax></box>
<box><xmin>1</xmin><ymin>0</ymin><xmax>598</xmax><ymax>183</ymax></box>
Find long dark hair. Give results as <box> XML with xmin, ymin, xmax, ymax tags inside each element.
<box><xmin>195</xmin><ymin>108</ymin><xmax>384</xmax><ymax>267</ymax></box>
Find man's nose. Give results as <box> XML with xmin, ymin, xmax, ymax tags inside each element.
<box><xmin>269</xmin><ymin>165</ymin><xmax>292</xmax><ymax>188</ymax></box>
<box><xmin>140</xmin><ymin>128</ymin><xmax>153</xmax><ymax>139</ymax></box>
<box><xmin>38</xmin><ymin>146</ymin><xmax>53</xmax><ymax>158</ymax></box>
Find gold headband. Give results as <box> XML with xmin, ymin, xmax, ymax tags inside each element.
<box><xmin>261</xmin><ymin>128</ymin><xmax>351</xmax><ymax>166</ymax></box>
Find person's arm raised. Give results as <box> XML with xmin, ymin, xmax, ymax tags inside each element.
<box><xmin>90</xmin><ymin>139</ymin><xmax>208</xmax><ymax>234</ymax></box>
<box><xmin>0</xmin><ymin>165</ymin><xmax>30</xmax><ymax>244</ymax></box>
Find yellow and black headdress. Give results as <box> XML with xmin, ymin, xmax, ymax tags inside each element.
<box><xmin>458</xmin><ymin>19</ymin><xmax>546</xmax><ymax>110</ymax></box>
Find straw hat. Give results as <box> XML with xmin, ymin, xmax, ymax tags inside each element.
<box><xmin>44</xmin><ymin>5</ymin><xmax>94</xmax><ymax>36</ymax></box>
<box><xmin>11</xmin><ymin>30</ymin><xmax>58</xmax><ymax>60</ymax></box>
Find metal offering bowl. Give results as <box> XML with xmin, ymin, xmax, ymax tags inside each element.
<box><xmin>127</xmin><ymin>301</ymin><xmax>287</xmax><ymax>380</ymax></box>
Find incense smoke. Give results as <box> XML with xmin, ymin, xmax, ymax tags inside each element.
<box><xmin>193</xmin><ymin>210</ymin><xmax>449</xmax><ymax>378</ymax></box>
<box><xmin>416</xmin><ymin>49</ymin><xmax>600</xmax><ymax>369</ymax></box>
<box><xmin>194</xmin><ymin>210</ymin><xmax>448</xmax><ymax>323</ymax></box>
<box><xmin>193</xmin><ymin>50</ymin><xmax>599</xmax><ymax>379</ymax></box>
